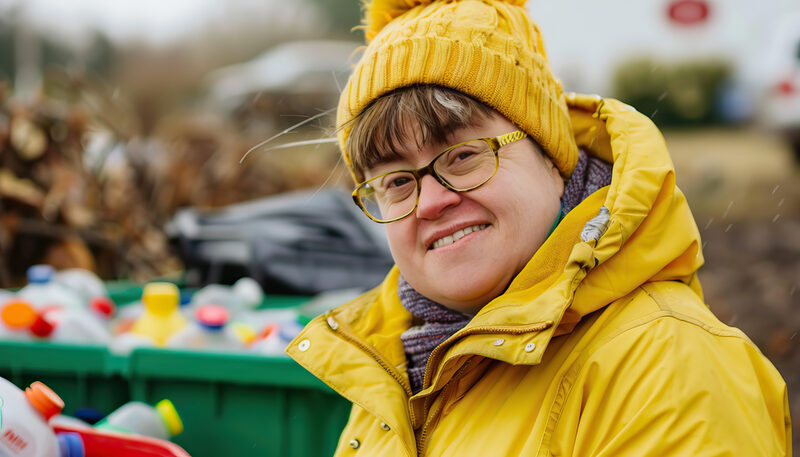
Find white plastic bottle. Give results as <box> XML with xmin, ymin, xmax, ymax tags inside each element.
<box><xmin>49</xmin><ymin>414</ymin><xmax>91</xmax><ymax>430</ymax></box>
<box><xmin>167</xmin><ymin>305</ymin><xmax>244</xmax><ymax>352</ymax></box>
<box><xmin>0</xmin><ymin>378</ymin><xmax>65</xmax><ymax>457</ymax></box>
<box><xmin>188</xmin><ymin>277</ymin><xmax>263</xmax><ymax>318</ymax></box>
<box><xmin>249</xmin><ymin>324</ymin><xmax>286</xmax><ymax>356</ymax></box>
<box><xmin>0</xmin><ymin>289</ymin><xmax>14</xmax><ymax>306</ymax></box>
<box><xmin>47</xmin><ymin>298</ymin><xmax>113</xmax><ymax>346</ymax></box>
<box><xmin>52</xmin><ymin>269</ymin><xmax>107</xmax><ymax>307</ymax></box>
<box><xmin>17</xmin><ymin>265</ymin><xmax>84</xmax><ymax>312</ymax></box>
<box><xmin>231</xmin><ymin>277</ymin><xmax>264</xmax><ymax>310</ymax></box>
<box><xmin>94</xmin><ymin>399</ymin><xmax>183</xmax><ymax>441</ymax></box>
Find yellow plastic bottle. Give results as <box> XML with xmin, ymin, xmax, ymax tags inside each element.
<box><xmin>130</xmin><ymin>282</ymin><xmax>187</xmax><ymax>346</ymax></box>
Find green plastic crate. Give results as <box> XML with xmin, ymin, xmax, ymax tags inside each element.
<box><xmin>0</xmin><ymin>285</ymin><xmax>351</xmax><ymax>457</ymax></box>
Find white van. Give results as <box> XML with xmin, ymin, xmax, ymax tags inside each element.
<box><xmin>759</xmin><ymin>12</ymin><xmax>800</xmax><ymax>160</ymax></box>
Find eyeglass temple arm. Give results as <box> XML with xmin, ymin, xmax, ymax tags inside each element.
<box><xmin>497</xmin><ymin>130</ymin><xmax>527</xmax><ymax>147</ymax></box>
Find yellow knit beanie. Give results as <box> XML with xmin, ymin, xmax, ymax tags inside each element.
<box><xmin>337</xmin><ymin>0</ymin><xmax>579</xmax><ymax>180</ymax></box>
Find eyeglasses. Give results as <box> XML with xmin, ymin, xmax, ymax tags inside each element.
<box><xmin>352</xmin><ymin>130</ymin><xmax>528</xmax><ymax>223</ymax></box>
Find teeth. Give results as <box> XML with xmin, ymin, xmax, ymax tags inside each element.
<box><xmin>432</xmin><ymin>224</ymin><xmax>488</xmax><ymax>249</ymax></box>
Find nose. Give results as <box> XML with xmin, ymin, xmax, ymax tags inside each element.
<box><xmin>415</xmin><ymin>174</ymin><xmax>461</xmax><ymax>220</ymax></box>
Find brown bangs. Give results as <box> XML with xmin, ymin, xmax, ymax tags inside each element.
<box><xmin>345</xmin><ymin>85</ymin><xmax>494</xmax><ymax>182</ymax></box>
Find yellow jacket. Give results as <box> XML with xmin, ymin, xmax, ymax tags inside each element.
<box><xmin>288</xmin><ymin>94</ymin><xmax>792</xmax><ymax>456</ymax></box>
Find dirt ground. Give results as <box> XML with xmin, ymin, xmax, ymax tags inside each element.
<box><xmin>664</xmin><ymin>126</ymin><xmax>799</xmax><ymax>447</ymax></box>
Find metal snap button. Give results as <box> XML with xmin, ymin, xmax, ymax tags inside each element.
<box><xmin>349</xmin><ymin>439</ymin><xmax>360</xmax><ymax>449</ymax></box>
<box><xmin>380</xmin><ymin>422</ymin><xmax>390</xmax><ymax>431</ymax></box>
<box><xmin>493</xmin><ymin>338</ymin><xmax>505</xmax><ymax>346</ymax></box>
<box><xmin>298</xmin><ymin>339</ymin><xmax>311</xmax><ymax>352</ymax></box>
<box><xmin>524</xmin><ymin>342</ymin><xmax>536</xmax><ymax>352</ymax></box>
<box><xmin>327</xmin><ymin>316</ymin><xmax>339</xmax><ymax>330</ymax></box>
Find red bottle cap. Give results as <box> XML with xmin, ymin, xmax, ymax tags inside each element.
<box><xmin>196</xmin><ymin>304</ymin><xmax>229</xmax><ymax>328</ymax></box>
<box><xmin>30</xmin><ymin>312</ymin><xmax>55</xmax><ymax>337</ymax></box>
<box><xmin>25</xmin><ymin>381</ymin><xmax>65</xmax><ymax>420</ymax></box>
<box><xmin>90</xmin><ymin>296</ymin><xmax>116</xmax><ymax>319</ymax></box>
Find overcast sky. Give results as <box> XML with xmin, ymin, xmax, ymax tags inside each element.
<box><xmin>2</xmin><ymin>0</ymin><xmax>798</xmax><ymax>93</ymax></box>
<box><xmin>0</xmin><ymin>0</ymin><xmax>282</xmax><ymax>47</ymax></box>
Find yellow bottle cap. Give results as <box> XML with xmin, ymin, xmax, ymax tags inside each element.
<box><xmin>1</xmin><ymin>299</ymin><xmax>37</xmax><ymax>329</ymax></box>
<box><xmin>155</xmin><ymin>399</ymin><xmax>184</xmax><ymax>436</ymax></box>
<box><xmin>142</xmin><ymin>283</ymin><xmax>180</xmax><ymax>316</ymax></box>
<box><xmin>230</xmin><ymin>322</ymin><xmax>256</xmax><ymax>345</ymax></box>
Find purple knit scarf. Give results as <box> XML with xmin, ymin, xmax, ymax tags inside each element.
<box><xmin>399</xmin><ymin>149</ymin><xmax>613</xmax><ymax>394</ymax></box>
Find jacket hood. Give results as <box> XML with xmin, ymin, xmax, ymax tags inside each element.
<box><xmin>287</xmin><ymin>94</ymin><xmax>705</xmax><ymax>438</ymax></box>
<box><xmin>561</xmin><ymin>94</ymin><xmax>705</xmax><ymax>323</ymax></box>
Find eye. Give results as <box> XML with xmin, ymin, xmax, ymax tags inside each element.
<box><xmin>445</xmin><ymin>144</ymin><xmax>482</xmax><ymax>166</ymax></box>
<box><xmin>387</xmin><ymin>175</ymin><xmax>412</xmax><ymax>188</ymax></box>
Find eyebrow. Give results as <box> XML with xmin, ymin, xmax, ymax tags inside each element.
<box><xmin>365</xmin><ymin>124</ymin><xmax>486</xmax><ymax>172</ymax></box>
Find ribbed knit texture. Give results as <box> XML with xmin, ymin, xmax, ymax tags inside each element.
<box><xmin>338</xmin><ymin>0</ymin><xmax>580</xmax><ymax>180</ymax></box>
<box><xmin>399</xmin><ymin>149</ymin><xmax>612</xmax><ymax>394</ymax></box>
<box><xmin>398</xmin><ymin>275</ymin><xmax>472</xmax><ymax>394</ymax></box>
<box><xmin>561</xmin><ymin>149</ymin><xmax>614</xmax><ymax>217</ymax></box>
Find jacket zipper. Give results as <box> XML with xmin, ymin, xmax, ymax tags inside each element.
<box><xmin>415</xmin><ymin>321</ymin><xmax>552</xmax><ymax>456</ymax></box>
<box><xmin>325</xmin><ymin>317</ymin><xmax>554</xmax><ymax>456</ymax></box>
<box><xmin>416</xmin><ymin>359</ymin><xmax>474</xmax><ymax>456</ymax></box>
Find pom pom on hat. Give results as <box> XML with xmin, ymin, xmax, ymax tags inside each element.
<box><xmin>363</xmin><ymin>0</ymin><xmax>528</xmax><ymax>41</ymax></box>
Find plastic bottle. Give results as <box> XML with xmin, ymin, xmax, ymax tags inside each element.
<box><xmin>0</xmin><ymin>289</ymin><xmax>14</xmax><ymax>306</ymax></box>
<box><xmin>278</xmin><ymin>320</ymin><xmax>304</xmax><ymax>343</ymax></box>
<box><xmin>111</xmin><ymin>300</ymin><xmax>144</xmax><ymax>336</ymax></box>
<box><xmin>0</xmin><ymin>299</ymin><xmax>37</xmax><ymax>341</ymax></box>
<box><xmin>130</xmin><ymin>283</ymin><xmax>187</xmax><ymax>346</ymax></box>
<box><xmin>228</xmin><ymin>322</ymin><xmax>257</xmax><ymax>346</ymax></box>
<box><xmin>188</xmin><ymin>277</ymin><xmax>263</xmax><ymax>318</ymax></box>
<box><xmin>249</xmin><ymin>323</ymin><xmax>285</xmax><ymax>356</ymax></box>
<box><xmin>94</xmin><ymin>399</ymin><xmax>183</xmax><ymax>441</ymax></box>
<box><xmin>17</xmin><ymin>265</ymin><xmax>84</xmax><ymax>312</ymax></box>
<box><xmin>49</xmin><ymin>414</ymin><xmax>91</xmax><ymax>430</ymax></box>
<box><xmin>52</xmin><ymin>269</ymin><xmax>107</xmax><ymax>306</ymax></box>
<box><xmin>167</xmin><ymin>305</ymin><xmax>244</xmax><ymax>352</ymax></box>
<box><xmin>238</xmin><ymin>307</ymin><xmax>300</xmax><ymax>334</ymax></box>
<box><xmin>0</xmin><ymin>378</ymin><xmax>65</xmax><ymax>457</ymax></box>
<box><xmin>47</xmin><ymin>298</ymin><xmax>114</xmax><ymax>346</ymax></box>
<box><xmin>231</xmin><ymin>277</ymin><xmax>264</xmax><ymax>310</ymax></box>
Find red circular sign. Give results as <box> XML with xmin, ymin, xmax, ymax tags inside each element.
<box><xmin>668</xmin><ymin>0</ymin><xmax>710</xmax><ymax>25</ymax></box>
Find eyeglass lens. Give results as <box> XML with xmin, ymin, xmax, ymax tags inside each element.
<box><xmin>357</xmin><ymin>139</ymin><xmax>496</xmax><ymax>221</ymax></box>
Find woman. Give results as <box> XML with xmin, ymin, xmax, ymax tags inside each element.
<box><xmin>288</xmin><ymin>1</ymin><xmax>791</xmax><ymax>455</ymax></box>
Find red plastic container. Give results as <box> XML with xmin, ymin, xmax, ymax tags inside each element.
<box><xmin>52</xmin><ymin>425</ymin><xmax>191</xmax><ymax>457</ymax></box>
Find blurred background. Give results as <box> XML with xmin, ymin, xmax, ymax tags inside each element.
<box><xmin>0</xmin><ymin>0</ymin><xmax>797</xmax><ymax>449</ymax></box>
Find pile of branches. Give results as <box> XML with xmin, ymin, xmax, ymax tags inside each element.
<box><xmin>0</xmin><ymin>79</ymin><xmax>178</xmax><ymax>286</ymax></box>
<box><xmin>0</xmin><ymin>72</ymin><xmax>345</xmax><ymax>288</ymax></box>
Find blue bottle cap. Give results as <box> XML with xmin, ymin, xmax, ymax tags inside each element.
<box><xmin>27</xmin><ymin>264</ymin><xmax>54</xmax><ymax>284</ymax></box>
<box><xmin>57</xmin><ymin>432</ymin><xmax>85</xmax><ymax>457</ymax></box>
<box><xmin>74</xmin><ymin>407</ymin><xmax>105</xmax><ymax>424</ymax></box>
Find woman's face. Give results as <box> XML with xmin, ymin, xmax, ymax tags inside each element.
<box><xmin>365</xmin><ymin>113</ymin><xmax>564</xmax><ymax>314</ymax></box>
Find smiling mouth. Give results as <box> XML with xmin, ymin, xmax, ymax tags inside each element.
<box><xmin>431</xmin><ymin>224</ymin><xmax>489</xmax><ymax>249</ymax></box>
